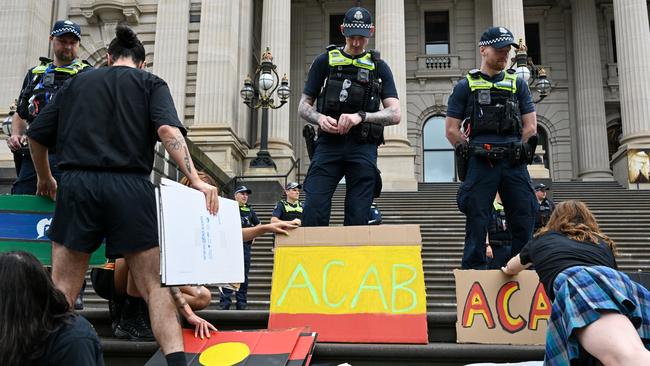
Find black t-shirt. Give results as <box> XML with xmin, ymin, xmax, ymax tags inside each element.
<box><xmin>519</xmin><ymin>231</ymin><xmax>618</xmax><ymax>300</ymax></box>
<box><xmin>303</xmin><ymin>51</ymin><xmax>399</xmax><ymax>100</ymax></box>
<box><xmin>36</xmin><ymin>314</ymin><xmax>104</xmax><ymax>366</ymax></box>
<box><xmin>27</xmin><ymin>66</ymin><xmax>186</xmax><ymax>174</ymax></box>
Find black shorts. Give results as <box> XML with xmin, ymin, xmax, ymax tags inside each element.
<box><xmin>48</xmin><ymin>170</ymin><xmax>159</xmax><ymax>258</ymax></box>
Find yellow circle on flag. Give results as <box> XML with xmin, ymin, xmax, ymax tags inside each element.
<box><xmin>199</xmin><ymin>342</ymin><xmax>251</xmax><ymax>366</ymax></box>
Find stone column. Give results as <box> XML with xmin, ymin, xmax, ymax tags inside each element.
<box><xmin>492</xmin><ymin>0</ymin><xmax>526</xmax><ymax>45</ymax></box>
<box><xmin>570</xmin><ymin>0</ymin><xmax>612</xmax><ymax>179</ymax></box>
<box><xmin>0</xmin><ymin>0</ymin><xmax>52</xmax><ymax>168</ymax></box>
<box><xmin>243</xmin><ymin>0</ymin><xmax>295</xmax><ymax>177</ymax></box>
<box><xmin>189</xmin><ymin>1</ymin><xmax>247</xmax><ymax>176</ymax></box>
<box><xmin>611</xmin><ymin>0</ymin><xmax>650</xmax><ymax>188</ymax></box>
<box><xmin>375</xmin><ymin>0</ymin><xmax>417</xmax><ymax>191</ymax></box>
<box><xmin>153</xmin><ymin>0</ymin><xmax>189</xmax><ymax>121</ymax></box>
<box><xmin>474</xmin><ymin>0</ymin><xmax>493</xmax><ymax>65</ymax></box>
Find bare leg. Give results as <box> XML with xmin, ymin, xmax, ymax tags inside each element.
<box><xmin>51</xmin><ymin>242</ymin><xmax>90</xmax><ymax>307</ymax></box>
<box><xmin>124</xmin><ymin>246</ymin><xmax>183</xmax><ymax>355</ymax></box>
<box><xmin>180</xmin><ymin>286</ymin><xmax>211</xmax><ymax>311</ymax></box>
<box><xmin>126</xmin><ymin>270</ymin><xmax>142</xmax><ymax>297</ymax></box>
<box><xmin>576</xmin><ymin>311</ymin><xmax>650</xmax><ymax>366</ymax></box>
<box><xmin>114</xmin><ymin>258</ymin><xmax>129</xmax><ymax>295</ymax></box>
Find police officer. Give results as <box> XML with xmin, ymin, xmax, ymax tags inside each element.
<box><xmin>271</xmin><ymin>182</ymin><xmax>303</xmax><ymax>225</ymax></box>
<box><xmin>486</xmin><ymin>192</ymin><xmax>512</xmax><ymax>270</ymax></box>
<box><xmin>8</xmin><ymin>20</ymin><xmax>91</xmax><ymax>194</ymax></box>
<box><xmin>534</xmin><ymin>183</ymin><xmax>555</xmax><ymax>232</ymax></box>
<box><xmin>298</xmin><ymin>6</ymin><xmax>401</xmax><ymax>226</ymax></box>
<box><xmin>220</xmin><ymin>186</ymin><xmax>260</xmax><ymax>310</ymax></box>
<box><xmin>445</xmin><ymin>26</ymin><xmax>538</xmax><ymax>269</ymax></box>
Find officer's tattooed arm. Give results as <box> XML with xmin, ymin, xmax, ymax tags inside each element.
<box><xmin>444</xmin><ymin>116</ymin><xmax>467</xmax><ymax>146</ymax></box>
<box><xmin>158</xmin><ymin>125</ymin><xmax>219</xmax><ymax>215</ymax></box>
<box><xmin>299</xmin><ymin>94</ymin><xmax>338</xmax><ymax>134</ymax></box>
<box><xmin>521</xmin><ymin>112</ymin><xmax>537</xmax><ymax>142</ymax></box>
<box><xmin>365</xmin><ymin>97</ymin><xmax>401</xmax><ymax>126</ymax></box>
<box><xmin>298</xmin><ymin>94</ymin><xmax>322</xmax><ymax>125</ymax></box>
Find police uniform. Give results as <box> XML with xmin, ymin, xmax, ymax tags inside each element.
<box><xmin>301</xmin><ymin>7</ymin><xmax>398</xmax><ymax>227</ymax></box>
<box><xmin>220</xmin><ymin>186</ymin><xmax>260</xmax><ymax>310</ymax></box>
<box><xmin>449</xmin><ymin>26</ymin><xmax>538</xmax><ymax>269</ymax></box>
<box><xmin>534</xmin><ymin>183</ymin><xmax>556</xmax><ymax>231</ymax></box>
<box><xmin>487</xmin><ymin>199</ymin><xmax>512</xmax><ymax>269</ymax></box>
<box><xmin>272</xmin><ymin>199</ymin><xmax>303</xmax><ymax>222</ymax></box>
<box><xmin>13</xmin><ymin>20</ymin><xmax>91</xmax><ymax>194</ymax></box>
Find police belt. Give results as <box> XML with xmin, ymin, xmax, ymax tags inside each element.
<box><xmin>469</xmin><ymin>144</ymin><xmax>513</xmax><ymax>160</ymax></box>
<box><xmin>488</xmin><ymin>239</ymin><xmax>511</xmax><ymax>247</ymax></box>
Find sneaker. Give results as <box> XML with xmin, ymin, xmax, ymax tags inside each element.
<box><xmin>236</xmin><ymin>304</ymin><xmax>247</xmax><ymax>310</ymax></box>
<box><xmin>217</xmin><ymin>304</ymin><xmax>230</xmax><ymax>310</ymax></box>
<box><xmin>113</xmin><ymin>312</ymin><xmax>155</xmax><ymax>341</ymax></box>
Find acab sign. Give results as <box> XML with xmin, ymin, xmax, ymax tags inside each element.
<box><xmin>455</xmin><ymin>269</ymin><xmax>552</xmax><ymax>345</ymax></box>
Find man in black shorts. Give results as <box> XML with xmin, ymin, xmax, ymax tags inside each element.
<box><xmin>27</xmin><ymin>25</ymin><xmax>217</xmax><ymax>366</ymax></box>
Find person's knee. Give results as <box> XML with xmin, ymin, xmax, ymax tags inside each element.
<box><xmin>191</xmin><ymin>288</ymin><xmax>212</xmax><ymax>310</ymax></box>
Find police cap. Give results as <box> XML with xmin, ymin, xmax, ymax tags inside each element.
<box><xmin>479</xmin><ymin>26</ymin><xmax>519</xmax><ymax>49</ymax></box>
<box><xmin>285</xmin><ymin>182</ymin><xmax>302</xmax><ymax>190</ymax></box>
<box><xmin>534</xmin><ymin>183</ymin><xmax>550</xmax><ymax>191</ymax></box>
<box><xmin>235</xmin><ymin>186</ymin><xmax>252</xmax><ymax>194</ymax></box>
<box><xmin>51</xmin><ymin>20</ymin><xmax>81</xmax><ymax>40</ymax></box>
<box><xmin>342</xmin><ymin>7</ymin><xmax>373</xmax><ymax>38</ymax></box>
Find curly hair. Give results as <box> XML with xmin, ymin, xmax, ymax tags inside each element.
<box><xmin>535</xmin><ymin>200</ymin><xmax>618</xmax><ymax>255</ymax></box>
<box><xmin>0</xmin><ymin>251</ymin><xmax>73</xmax><ymax>365</ymax></box>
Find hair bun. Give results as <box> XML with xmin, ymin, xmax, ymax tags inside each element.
<box><xmin>115</xmin><ymin>24</ymin><xmax>139</xmax><ymax>47</ymax></box>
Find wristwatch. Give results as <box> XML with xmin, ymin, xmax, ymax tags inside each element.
<box><xmin>357</xmin><ymin>111</ymin><xmax>367</xmax><ymax>123</ymax></box>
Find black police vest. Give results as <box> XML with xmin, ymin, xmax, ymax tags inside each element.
<box><xmin>23</xmin><ymin>58</ymin><xmax>91</xmax><ymax>123</ymax></box>
<box><xmin>239</xmin><ymin>205</ymin><xmax>256</xmax><ymax>229</ymax></box>
<box><xmin>316</xmin><ymin>46</ymin><xmax>382</xmax><ymax>120</ymax></box>
<box><xmin>466</xmin><ymin>70</ymin><xmax>522</xmax><ymax>137</ymax></box>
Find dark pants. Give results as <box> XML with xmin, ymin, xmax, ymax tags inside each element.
<box><xmin>302</xmin><ymin>134</ymin><xmax>378</xmax><ymax>226</ymax></box>
<box><xmin>487</xmin><ymin>244</ymin><xmax>512</xmax><ymax>270</ymax></box>
<box><xmin>220</xmin><ymin>243</ymin><xmax>251</xmax><ymax>309</ymax></box>
<box><xmin>457</xmin><ymin>156</ymin><xmax>538</xmax><ymax>269</ymax></box>
<box><xmin>11</xmin><ymin>153</ymin><xmax>62</xmax><ymax>194</ymax></box>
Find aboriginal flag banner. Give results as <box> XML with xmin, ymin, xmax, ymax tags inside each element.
<box><xmin>145</xmin><ymin>328</ymin><xmax>317</xmax><ymax>366</ymax></box>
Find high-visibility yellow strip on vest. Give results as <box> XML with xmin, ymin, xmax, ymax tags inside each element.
<box><xmin>466</xmin><ymin>72</ymin><xmax>517</xmax><ymax>93</ymax></box>
<box><xmin>328</xmin><ymin>49</ymin><xmax>376</xmax><ymax>71</ymax></box>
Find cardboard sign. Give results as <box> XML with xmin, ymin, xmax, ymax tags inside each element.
<box><xmin>269</xmin><ymin>225</ymin><xmax>428</xmax><ymax>344</ymax></box>
<box><xmin>0</xmin><ymin>195</ymin><xmax>106</xmax><ymax>266</ymax></box>
<box><xmin>454</xmin><ymin>269</ymin><xmax>551</xmax><ymax>345</ymax></box>
<box><xmin>157</xmin><ymin>179</ymin><xmax>244</xmax><ymax>286</ymax></box>
<box><xmin>144</xmin><ymin>328</ymin><xmax>316</xmax><ymax>366</ymax></box>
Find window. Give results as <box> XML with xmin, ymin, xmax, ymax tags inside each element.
<box><xmin>329</xmin><ymin>14</ymin><xmax>345</xmax><ymax>47</ymax></box>
<box><xmin>524</xmin><ymin>23</ymin><xmax>541</xmax><ymax>65</ymax></box>
<box><xmin>424</xmin><ymin>11</ymin><xmax>449</xmax><ymax>54</ymax></box>
<box><xmin>423</xmin><ymin>116</ymin><xmax>455</xmax><ymax>182</ymax></box>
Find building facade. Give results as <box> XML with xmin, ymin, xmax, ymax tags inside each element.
<box><xmin>1</xmin><ymin>0</ymin><xmax>649</xmax><ymax>189</ymax></box>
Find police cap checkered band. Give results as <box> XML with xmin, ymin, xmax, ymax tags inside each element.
<box><xmin>51</xmin><ymin>20</ymin><xmax>81</xmax><ymax>40</ymax></box>
<box><xmin>479</xmin><ymin>26</ymin><xmax>519</xmax><ymax>49</ymax></box>
<box><xmin>342</xmin><ymin>7</ymin><xmax>373</xmax><ymax>38</ymax></box>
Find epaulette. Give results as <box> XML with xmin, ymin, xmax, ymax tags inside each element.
<box><xmin>326</xmin><ymin>44</ymin><xmax>338</xmax><ymax>51</ymax></box>
<box><xmin>505</xmin><ymin>68</ymin><xmax>516</xmax><ymax>74</ymax></box>
<box><xmin>369</xmin><ymin>49</ymin><xmax>381</xmax><ymax>61</ymax></box>
<box><xmin>468</xmin><ymin>69</ymin><xmax>481</xmax><ymax>78</ymax></box>
<box><xmin>82</xmin><ymin>59</ymin><xmax>93</xmax><ymax>68</ymax></box>
<box><xmin>38</xmin><ymin>56</ymin><xmax>53</xmax><ymax>65</ymax></box>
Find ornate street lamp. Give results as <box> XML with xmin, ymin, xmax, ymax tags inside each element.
<box><xmin>240</xmin><ymin>47</ymin><xmax>290</xmax><ymax>168</ymax></box>
<box><xmin>512</xmin><ymin>39</ymin><xmax>552</xmax><ymax>103</ymax></box>
<box><xmin>2</xmin><ymin>101</ymin><xmax>16</xmax><ymax>136</ymax></box>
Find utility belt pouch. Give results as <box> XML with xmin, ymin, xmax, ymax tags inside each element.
<box><xmin>351</xmin><ymin>122</ymin><xmax>384</xmax><ymax>145</ymax></box>
<box><xmin>455</xmin><ymin>142</ymin><xmax>469</xmax><ymax>181</ymax></box>
<box><xmin>472</xmin><ymin>105</ymin><xmax>503</xmax><ymax>135</ymax></box>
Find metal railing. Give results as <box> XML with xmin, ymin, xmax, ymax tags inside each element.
<box><xmin>222</xmin><ymin>158</ymin><xmax>301</xmax><ymax>197</ymax></box>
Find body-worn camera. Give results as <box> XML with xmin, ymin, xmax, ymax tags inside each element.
<box><xmin>477</xmin><ymin>90</ymin><xmax>491</xmax><ymax>105</ymax></box>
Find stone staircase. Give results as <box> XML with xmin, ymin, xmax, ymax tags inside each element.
<box><xmin>76</xmin><ymin>181</ymin><xmax>650</xmax><ymax>365</ymax></box>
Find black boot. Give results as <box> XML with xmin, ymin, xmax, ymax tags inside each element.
<box><xmin>113</xmin><ymin>296</ymin><xmax>155</xmax><ymax>341</ymax></box>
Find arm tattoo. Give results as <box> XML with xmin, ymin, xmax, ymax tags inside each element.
<box><xmin>162</xmin><ymin>135</ymin><xmax>184</xmax><ymax>151</ymax></box>
<box><xmin>298</xmin><ymin>94</ymin><xmax>322</xmax><ymax>125</ymax></box>
<box><xmin>183</xmin><ymin>145</ymin><xmax>192</xmax><ymax>175</ymax></box>
<box><xmin>365</xmin><ymin>105</ymin><xmax>400</xmax><ymax>126</ymax></box>
<box><xmin>170</xmin><ymin>287</ymin><xmax>188</xmax><ymax>309</ymax></box>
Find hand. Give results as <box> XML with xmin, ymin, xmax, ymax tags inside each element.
<box><xmin>486</xmin><ymin>244</ymin><xmax>493</xmax><ymax>259</ymax></box>
<box><xmin>501</xmin><ymin>265</ymin><xmax>517</xmax><ymax>276</ymax></box>
<box><xmin>337</xmin><ymin>113</ymin><xmax>363</xmax><ymax>135</ymax></box>
<box><xmin>291</xmin><ymin>218</ymin><xmax>302</xmax><ymax>226</ymax></box>
<box><xmin>7</xmin><ymin>135</ymin><xmax>26</xmax><ymax>152</ymax></box>
<box><xmin>267</xmin><ymin>221</ymin><xmax>299</xmax><ymax>236</ymax></box>
<box><xmin>191</xmin><ymin>180</ymin><xmax>219</xmax><ymax>215</ymax></box>
<box><xmin>36</xmin><ymin>176</ymin><xmax>57</xmax><ymax>201</ymax></box>
<box><xmin>185</xmin><ymin>313</ymin><xmax>218</xmax><ymax>339</ymax></box>
<box><xmin>318</xmin><ymin>115</ymin><xmax>338</xmax><ymax>134</ymax></box>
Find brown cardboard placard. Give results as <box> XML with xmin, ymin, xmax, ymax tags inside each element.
<box><xmin>454</xmin><ymin>269</ymin><xmax>551</xmax><ymax>345</ymax></box>
<box><xmin>275</xmin><ymin>224</ymin><xmax>422</xmax><ymax>247</ymax></box>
